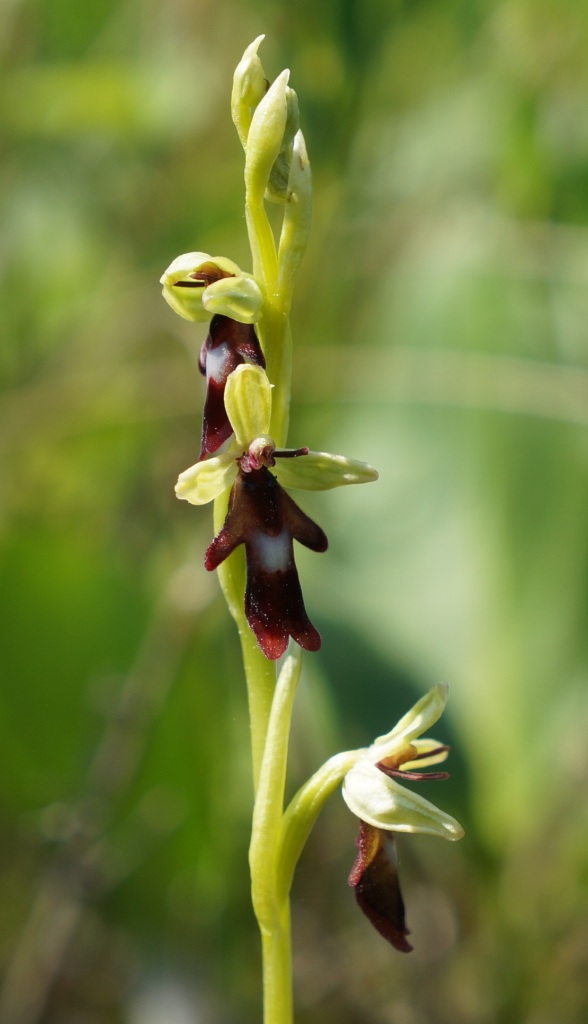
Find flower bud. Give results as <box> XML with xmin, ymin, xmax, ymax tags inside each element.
<box><xmin>245</xmin><ymin>69</ymin><xmax>290</xmax><ymax>205</ymax></box>
<box><xmin>265</xmin><ymin>87</ymin><xmax>300</xmax><ymax>204</ymax></box>
<box><xmin>231</xmin><ymin>35</ymin><xmax>269</xmax><ymax>149</ymax></box>
<box><xmin>277</xmin><ymin>131</ymin><xmax>313</xmax><ymax>305</ymax></box>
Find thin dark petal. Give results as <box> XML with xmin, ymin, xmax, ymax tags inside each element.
<box><xmin>376</xmin><ymin>762</ymin><xmax>450</xmax><ymax>782</ymax></box>
<box><xmin>349</xmin><ymin>822</ymin><xmax>412</xmax><ymax>953</ymax></box>
<box><xmin>376</xmin><ymin>745</ymin><xmax>451</xmax><ymax>782</ymax></box>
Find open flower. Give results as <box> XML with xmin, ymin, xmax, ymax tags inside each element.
<box><xmin>342</xmin><ymin>684</ymin><xmax>464</xmax><ymax>951</ymax></box>
<box><xmin>175</xmin><ymin>363</ymin><xmax>378</xmax><ymax>658</ymax></box>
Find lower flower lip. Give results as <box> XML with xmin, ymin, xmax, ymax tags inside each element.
<box><xmin>205</xmin><ymin>465</ymin><xmax>326</xmax><ymax>659</ymax></box>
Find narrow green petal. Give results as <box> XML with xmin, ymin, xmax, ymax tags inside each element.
<box><xmin>202</xmin><ymin>274</ymin><xmax>263</xmax><ymax>324</ymax></box>
<box><xmin>224</xmin><ymin>365</ymin><xmax>272</xmax><ymax>448</ymax></box>
<box><xmin>273</xmin><ymin>451</ymin><xmax>378</xmax><ymax>491</ymax></box>
<box><xmin>401</xmin><ymin>739</ymin><xmax>449</xmax><ymax>771</ymax></box>
<box><xmin>373</xmin><ymin>684</ymin><xmax>449</xmax><ymax>750</ymax></box>
<box><xmin>342</xmin><ymin>762</ymin><xmax>464</xmax><ymax>841</ymax></box>
<box><xmin>175</xmin><ymin>455</ymin><xmax>236</xmax><ymax>505</ymax></box>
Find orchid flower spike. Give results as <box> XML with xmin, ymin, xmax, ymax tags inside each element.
<box><xmin>342</xmin><ymin>684</ymin><xmax>464</xmax><ymax>951</ymax></box>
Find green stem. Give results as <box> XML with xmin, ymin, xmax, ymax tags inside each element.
<box><xmin>245</xmin><ymin>186</ymin><xmax>291</xmax><ymax>447</ymax></box>
<box><xmin>246</xmin><ymin>198</ymin><xmax>279</xmax><ymax>289</ymax></box>
<box><xmin>238</xmin><ymin>87</ymin><xmax>313</xmax><ymax>1024</ymax></box>
<box><xmin>260</xmin><ymin>303</ymin><xmax>291</xmax><ymax>448</ymax></box>
<box><xmin>240</xmin><ymin>626</ymin><xmax>278</xmax><ymax>790</ymax></box>
<box><xmin>214</xmin><ymin>493</ymin><xmax>277</xmax><ymax>789</ymax></box>
<box><xmin>261</xmin><ymin>906</ymin><xmax>293</xmax><ymax>1024</ymax></box>
<box><xmin>276</xmin><ymin>750</ymin><xmax>358</xmax><ymax>905</ymax></box>
<box><xmin>250</xmin><ymin>647</ymin><xmax>301</xmax><ymax>1024</ymax></box>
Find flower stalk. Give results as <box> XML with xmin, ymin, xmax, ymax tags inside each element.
<box><xmin>161</xmin><ymin>37</ymin><xmax>463</xmax><ymax>1024</ymax></box>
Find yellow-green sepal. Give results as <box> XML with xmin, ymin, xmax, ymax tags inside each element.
<box><xmin>342</xmin><ymin>761</ymin><xmax>464</xmax><ymax>841</ymax></box>
<box><xmin>175</xmin><ymin>454</ymin><xmax>236</xmax><ymax>505</ymax></box>
<box><xmin>374</xmin><ymin>684</ymin><xmax>449</xmax><ymax>750</ymax></box>
<box><xmin>273</xmin><ymin>451</ymin><xmax>379</xmax><ymax>490</ymax></box>
<box><xmin>202</xmin><ymin>273</ymin><xmax>263</xmax><ymax>324</ymax></box>
<box><xmin>224</xmin><ymin>365</ymin><xmax>272</xmax><ymax>449</ymax></box>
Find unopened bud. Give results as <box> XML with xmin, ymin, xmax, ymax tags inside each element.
<box><xmin>277</xmin><ymin>131</ymin><xmax>313</xmax><ymax>306</ymax></box>
<box><xmin>245</xmin><ymin>69</ymin><xmax>290</xmax><ymax>205</ymax></box>
<box><xmin>232</xmin><ymin>35</ymin><xmax>269</xmax><ymax>149</ymax></box>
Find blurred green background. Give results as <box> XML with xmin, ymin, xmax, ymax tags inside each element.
<box><xmin>2</xmin><ymin>0</ymin><xmax>588</xmax><ymax>1021</ymax></box>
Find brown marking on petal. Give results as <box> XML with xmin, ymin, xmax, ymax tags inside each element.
<box><xmin>376</xmin><ymin>743</ymin><xmax>418</xmax><ymax>772</ymax></box>
<box><xmin>349</xmin><ymin>823</ymin><xmax>412</xmax><ymax>953</ymax></box>
<box><xmin>377</xmin><ymin>764</ymin><xmax>451</xmax><ymax>782</ymax></box>
<box><xmin>273</xmin><ymin>446</ymin><xmax>310</xmax><ymax>459</ymax></box>
<box><xmin>408</xmin><ymin>745</ymin><xmax>450</xmax><ymax>762</ymax></box>
<box><xmin>174</xmin><ymin>262</ymin><xmax>236</xmax><ymax>287</ymax></box>
<box><xmin>377</xmin><ymin>745</ymin><xmax>451</xmax><ymax>782</ymax></box>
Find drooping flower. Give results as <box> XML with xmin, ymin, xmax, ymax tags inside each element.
<box><xmin>342</xmin><ymin>685</ymin><xmax>464</xmax><ymax>951</ymax></box>
<box><xmin>175</xmin><ymin>363</ymin><xmax>378</xmax><ymax>659</ymax></box>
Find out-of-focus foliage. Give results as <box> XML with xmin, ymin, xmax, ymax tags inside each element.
<box><xmin>1</xmin><ymin>1</ymin><xmax>588</xmax><ymax>1022</ymax></box>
